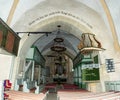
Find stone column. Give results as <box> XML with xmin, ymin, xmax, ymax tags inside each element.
<box><xmin>38</xmin><ymin>65</ymin><xmax>41</xmax><ymax>84</ymax></box>
<box><xmin>31</xmin><ymin>61</ymin><xmax>35</xmax><ymax>81</ymax></box>
<box><xmin>11</xmin><ymin>57</ymin><xmax>21</xmax><ymax>89</ymax></box>
<box><xmin>78</xmin><ymin>65</ymin><xmax>82</xmax><ymax>87</ymax></box>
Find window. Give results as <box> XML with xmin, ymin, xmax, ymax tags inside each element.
<box><xmin>105</xmin><ymin>59</ymin><xmax>115</xmax><ymax>73</ymax></box>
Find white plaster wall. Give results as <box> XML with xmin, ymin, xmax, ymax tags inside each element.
<box><xmin>0</xmin><ymin>55</ymin><xmax>13</xmax><ymax>100</ymax></box>
<box><xmin>106</xmin><ymin>0</ymin><xmax>120</xmax><ymax>45</ymax></box>
<box><xmin>0</xmin><ymin>54</ymin><xmax>13</xmax><ymax>80</ymax></box>
<box><xmin>11</xmin><ymin>0</ymin><xmax>45</xmax><ymax>26</ymax></box>
<box><xmin>87</xmin><ymin>82</ymin><xmax>102</xmax><ymax>93</ymax></box>
<box><xmin>12</xmin><ymin>1</ymin><xmax>95</xmax><ymax>32</ymax></box>
<box><xmin>0</xmin><ymin>0</ymin><xmax>13</xmax><ymax>22</ymax></box>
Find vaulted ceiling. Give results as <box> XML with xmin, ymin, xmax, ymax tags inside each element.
<box><xmin>0</xmin><ymin>0</ymin><xmax>120</xmax><ymax>59</ymax></box>
<box><xmin>33</xmin><ymin>28</ymin><xmax>81</xmax><ymax>59</ymax></box>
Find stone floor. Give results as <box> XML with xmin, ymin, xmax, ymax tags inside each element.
<box><xmin>46</xmin><ymin>93</ymin><xmax>57</xmax><ymax>100</ymax></box>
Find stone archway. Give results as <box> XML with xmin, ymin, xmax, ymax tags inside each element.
<box><xmin>12</xmin><ymin>13</ymin><xmax>114</xmax><ymax>92</ymax></box>
<box><xmin>11</xmin><ymin>14</ymin><xmax>92</xmax><ymax>89</ymax></box>
<box><xmin>17</xmin><ymin>14</ymin><xmax>92</xmax><ymax>56</ymax></box>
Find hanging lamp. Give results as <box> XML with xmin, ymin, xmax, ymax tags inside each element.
<box><xmin>50</xmin><ymin>25</ymin><xmax>66</xmax><ymax>52</ymax></box>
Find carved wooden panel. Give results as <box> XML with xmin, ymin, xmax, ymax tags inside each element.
<box><xmin>0</xmin><ymin>18</ymin><xmax>20</xmax><ymax>55</ymax></box>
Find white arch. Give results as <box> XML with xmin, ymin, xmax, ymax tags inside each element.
<box><xmin>17</xmin><ymin>15</ymin><xmax>92</xmax><ymax>57</ymax></box>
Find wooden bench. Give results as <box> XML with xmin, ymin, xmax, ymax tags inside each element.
<box><xmin>14</xmin><ymin>78</ymin><xmax>24</xmax><ymax>91</ymax></box>
<box><xmin>4</xmin><ymin>80</ymin><xmax>12</xmax><ymax>91</ymax></box>
<box><xmin>6</xmin><ymin>90</ymin><xmax>46</xmax><ymax>100</ymax></box>
<box><xmin>18</xmin><ymin>85</ymin><xmax>23</xmax><ymax>91</ymax></box>
<box><xmin>23</xmin><ymin>81</ymin><xmax>36</xmax><ymax>93</ymax></box>
<box><xmin>4</xmin><ymin>93</ymin><xmax>9</xmax><ymax>100</ymax></box>
<box><xmin>30</xmin><ymin>87</ymin><xmax>36</xmax><ymax>93</ymax></box>
<box><xmin>35</xmin><ymin>82</ymin><xmax>45</xmax><ymax>94</ymax></box>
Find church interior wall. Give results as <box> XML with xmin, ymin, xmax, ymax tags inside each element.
<box><xmin>0</xmin><ymin>54</ymin><xmax>13</xmax><ymax>80</ymax></box>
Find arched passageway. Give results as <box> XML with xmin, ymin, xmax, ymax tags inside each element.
<box><xmin>11</xmin><ymin>14</ymin><xmax>106</xmax><ymax>94</ymax></box>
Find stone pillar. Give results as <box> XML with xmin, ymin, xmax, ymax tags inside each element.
<box><xmin>74</xmin><ymin>67</ymin><xmax>78</xmax><ymax>85</ymax></box>
<box><xmin>99</xmin><ymin>64</ymin><xmax>110</xmax><ymax>92</ymax></box>
<box><xmin>78</xmin><ymin>65</ymin><xmax>82</xmax><ymax>88</ymax></box>
<box><xmin>31</xmin><ymin>61</ymin><xmax>35</xmax><ymax>81</ymax></box>
<box><xmin>76</xmin><ymin>66</ymin><xmax>79</xmax><ymax>85</ymax></box>
<box><xmin>11</xmin><ymin>57</ymin><xmax>21</xmax><ymax>89</ymax></box>
<box><xmin>38</xmin><ymin>65</ymin><xmax>41</xmax><ymax>84</ymax></box>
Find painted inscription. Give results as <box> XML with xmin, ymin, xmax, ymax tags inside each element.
<box><xmin>28</xmin><ymin>11</ymin><xmax>92</xmax><ymax>29</ymax></box>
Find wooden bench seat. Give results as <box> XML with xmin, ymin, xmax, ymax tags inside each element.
<box><xmin>29</xmin><ymin>87</ymin><xmax>36</xmax><ymax>93</ymax></box>
<box><xmin>57</xmin><ymin>89</ymin><xmax>120</xmax><ymax>100</ymax></box>
<box><xmin>6</xmin><ymin>90</ymin><xmax>46</xmax><ymax>100</ymax></box>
